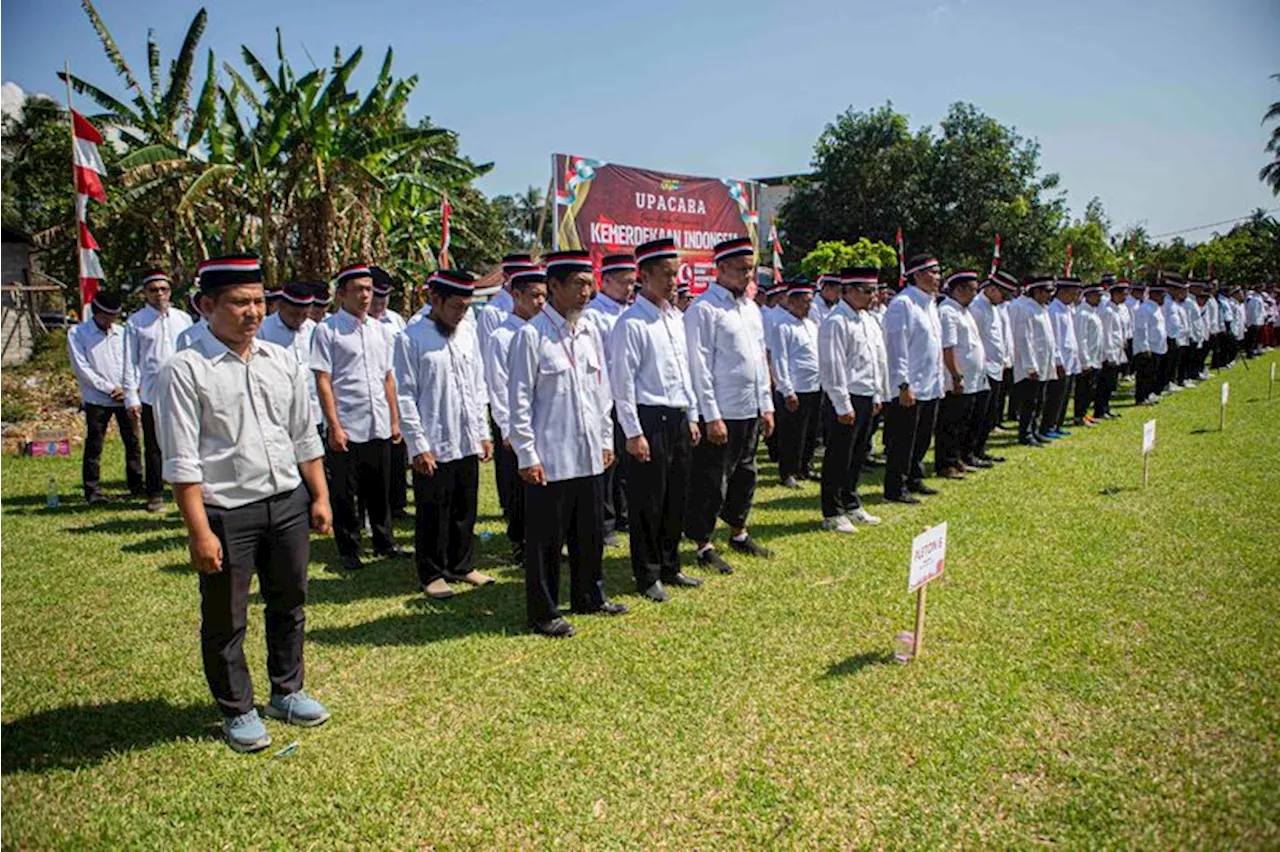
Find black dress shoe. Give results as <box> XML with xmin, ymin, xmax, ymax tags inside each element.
<box><xmin>979</xmin><ymin>453</ymin><xmax>1006</xmax><ymax>463</ymax></box>
<box><xmin>375</xmin><ymin>545</ymin><xmax>410</xmax><ymax>559</ymax></box>
<box><xmin>697</xmin><ymin>548</ymin><xmax>734</xmax><ymax>574</ymax></box>
<box><xmin>728</xmin><ymin>536</ymin><xmax>772</xmax><ymax>558</ymax></box>
<box><xmin>965</xmin><ymin>457</ymin><xmax>994</xmax><ymax>469</ymax></box>
<box><xmin>884</xmin><ymin>493</ymin><xmax>921</xmax><ymax>505</ymax></box>
<box><xmin>641</xmin><ymin>582</ymin><xmax>671</xmax><ymax>603</ymax></box>
<box><xmin>575</xmin><ymin>600</ymin><xmax>629</xmax><ymax>616</ymax></box>
<box><xmin>663</xmin><ymin>572</ymin><xmax>703</xmax><ymax>588</ymax></box>
<box><xmin>340</xmin><ymin>554</ymin><xmax>364</xmax><ymax>571</ymax></box>
<box><xmin>1018</xmin><ymin>436</ymin><xmax>1042</xmax><ymax>447</ymax></box>
<box><xmin>908</xmin><ymin>483</ymin><xmax>940</xmax><ymax>496</ymax></box>
<box><xmin>85</xmin><ymin>492</ymin><xmax>109</xmax><ymax>505</ymax></box>
<box><xmin>532</xmin><ymin>617</ymin><xmax>575</xmax><ymax>638</ymax></box>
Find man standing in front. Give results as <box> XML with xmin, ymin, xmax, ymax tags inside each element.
<box><xmin>968</xmin><ymin>271</ymin><xmax>1016</xmax><ymax>464</ymax></box>
<box><xmin>1044</xmin><ymin>277</ymin><xmax>1081</xmax><ymax>438</ymax></box>
<box><xmin>611</xmin><ymin>238</ymin><xmax>704</xmax><ymax>603</ymax></box>
<box><xmin>1132</xmin><ymin>281</ymin><xmax>1168</xmax><ymax>405</ymax></box>
<box><xmin>395</xmin><ymin>269</ymin><xmax>496</xmax><ymax>600</ymax></box>
<box><xmin>1094</xmin><ymin>276</ymin><xmax>1128</xmax><ymax>420</ymax></box>
<box><xmin>1073</xmin><ymin>279</ymin><xmax>1105</xmax><ymax>427</ymax></box>
<box><xmin>256</xmin><ymin>282</ymin><xmax>322</xmax><ymax>433</ymax></box>
<box><xmin>68</xmin><ymin>290</ymin><xmax>144</xmax><ymax>503</ymax></box>
<box><xmin>508</xmin><ymin>250</ymin><xmax>629</xmax><ymax>638</ymax></box>
<box><xmin>123</xmin><ymin>270</ymin><xmax>193</xmax><ymax>512</ymax></box>
<box><xmin>935</xmin><ymin>271</ymin><xmax>988</xmax><ymax>479</ymax></box>
<box><xmin>684</xmin><ymin>237</ymin><xmax>775</xmax><ymax>573</ymax></box>
<box><xmin>156</xmin><ymin>254</ymin><xmax>332</xmax><ymax>753</ymax></box>
<box><xmin>771</xmin><ymin>279</ymin><xmax>822</xmax><ymax>488</ymax></box>
<box><xmin>1008</xmin><ymin>276</ymin><xmax>1058</xmax><ymax>445</ymax></box>
<box><xmin>311</xmin><ymin>263</ymin><xmax>406</xmax><ymax>571</ymax></box>
<box><xmin>881</xmin><ymin>254</ymin><xmax>945</xmax><ymax>503</ymax></box>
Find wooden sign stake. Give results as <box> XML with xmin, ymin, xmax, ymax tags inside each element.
<box><xmin>912</xmin><ymin>584</ymin><xmax>928</xmax><ymax>660</ymax></box>
<box><xmin>1142</xmin><ymin>453</ymin><xmax>1149</xmax><ymax>488</ymax></box>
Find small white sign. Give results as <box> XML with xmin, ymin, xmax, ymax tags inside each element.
<box><xmin>1221</xmin><ymin>381</ymin><xmax>1230</xmax><ymax>405</ymax></box>
<box><xmin>908</xmin><ymin>521</ymin><xmax>948</xmax><ymax>593</ymax></box>
<box><xmin>1271</xmin><ymin>363</ymin><xmax>1276</xmax><ymax>383</ymax></box>
<box><xmin>1143</xmin><ymin>419</ymin><xmax>1156</xmax><ymax>455</ymax></box>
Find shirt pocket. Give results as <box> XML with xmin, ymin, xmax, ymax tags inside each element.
<box><xmin>538</xmin><ymin>345</ymin><xmax>572</xmax><ymax>394</ymax></box>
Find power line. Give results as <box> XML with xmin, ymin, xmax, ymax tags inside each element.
<box><xmin>1148</xmin><ymin>207</ymin><xmax>1279</xmax><ymax>240</ymax></box>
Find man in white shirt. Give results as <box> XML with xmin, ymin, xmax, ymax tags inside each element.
<box><xmin>771</xmin><ymin>280</ymin><xmax>822</xmax><ymax>488</ymax></box>
<box><xmin>968</xmin><ymin>271</ymin><xmax>1016</xmax><ymax>464</ymax></box>
<box><xmin>935</xmin><ymin>272</ymin><xmax>989</xmax><ymax>479</ymax></box>
<box><xmin>1158</xmin><ymin>275</ymin><xmax>1188</xmax><ymax>393</ymax></box>
<box><xmin>369</xmin><ymin>266</ymin><xmax>410</xmax><ymax>519</ymax></box>
<box><xmin>584</xmin><ymin>252</ymin><xmax>636</xmax><ymax>547</ymax></box>
<box><xmin>476</xmin><ymin>253</ymin><xmax>534</xmax><ymax>341</ymax></box>
<box><xmin>483</xmin><ymin>268</ymin><xmax>546</xmax><ymax>565</ymax></box>
<box><xmin>881</xmin><ymin>254</ymin><xmax>945</xmax><ymax>503</ymax></box>
<box><xmin>122</xmin><ymin>269</ymin><xmax>193</xmax><ymax>511</ymax></box>
<box><xmin>311</xmin><ymin>263</ymin><xmax>405</xmax><ymax>571</ymax></box>
<box><xmin>395</xmin><ymin>270</ymin><xmax>496</xmax><ymax>599</ymax></box>
<box><xmin>508</xmin><ymin>250</ymin><xmax>628</xmax><ymax>637</ymax></box>
<box><xmin>675</xmin><ymin>283</ymin><xmax>693</xmax><ymax>313</ymax></box>
<box><xmin>1094</xmin><ymin>276</ymin><xmax>1128</xmax><ymax>420</ymax></box>
<box><xmin>257</xmin><ymin>282</ymin><xmax>322</xmax><ymax>434</ymax></box>
<box><xmin>817</xmin><ymin>266</ymin><xmax>886</xmax><ymax>533</ymax></box>
<box><xmin>307</xmin><ymin>282</ymin><xmax>332</xmax><ymax>325</ymax></box>
<box><xmin>684</xmin><ymin>237</ymin><xmax>776</xmax><ymax>572</ymax></box>
<box><xmin>1073</xmin><ymin>280</ymin><xmax>1105</xmax><ymax>426</ymax></box>
<box><xmin>156</xmin><ymin>253</ymin><xmax>332</xmax><ymax>753</ymax></box>
<box><xmin>1244</xmin><ymin>286</ymin><xmax>1265</xmax><ymax>357</ymax></box>
<box><xmin>1132</xmin><ymin>282</ymin><xmax>1169</xmax><ymax>404</ymax></box>
<box><xmin>808</xmin><ymin>274</ymin><xmax>842</xmax><ymax>325</ymax></box>
<box><xmin>759</xmin><ymin>280</ymin><xmax>788</xmax><ymax>465</ymax></box>
<box><xmin>1044</xmin><ymin>278</ymin><xmax>1081</xmax><ymax>437</ymax></box>
<box><xmin>611</xmin><ymin>238</ymin><xmax>704</xmax><ymax>602</ymax></box>
<box><xmin>1186</xmin><ymin>281</ymin><xmax>1210</xmax><ymax>381</ymax></box>
<box><xmin>68</xmin><ymin>290</ymin><xmax>143</xmax><ymax>502</ymax></box>
<box><xmin>1008</xmin><ymin>276</ymin><xmax>1058</xmax><ymax>445</ymax></box>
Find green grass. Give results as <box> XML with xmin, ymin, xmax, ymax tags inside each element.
<box><xmin>3</xmin><ymin>355</ymin><xmax>1279</xmax><ymax>848</ymax></box>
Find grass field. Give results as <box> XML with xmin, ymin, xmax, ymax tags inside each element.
<box><xmin>3</xmin><ymin>354</ymin><xmax>1279</xmax><ymax>849</ymax></box>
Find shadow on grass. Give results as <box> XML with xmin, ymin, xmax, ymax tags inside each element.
<box><xmin>2</xmin><ymin>698</ymin><xmax>216</xmax><ymax>775</ymax></box>
<box><xmin>1098</xmin><ymin>485</ymin><xmax>1138</xmax><ymax>496</ymax></box>
<box><xmin>822</xmin><ymin>650</ymin><xmax>895</xmax><ymax>678</ymax></box>
<box><xmin>68</xmin><ymin>515</ymin><xmax>185</xmax><ymax>536</ymax></box>
<box><xmin>1189</xmin><ymin>428</ymin><xmax>1220</xmax><ymax>435</ymax></box>
<box><xmin>308</xmin><ymin>582</ymin><xmax>524</xmax><ymax>645</ymax></box>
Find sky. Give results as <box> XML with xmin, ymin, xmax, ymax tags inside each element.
<box><xmin>3</xmin><ymin>0</ymin><xmax>1278</xmax><ymax>241</ymax></box>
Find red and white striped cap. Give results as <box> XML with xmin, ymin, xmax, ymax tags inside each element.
<box><xmin>712</xmin><ymin>237</ymin><xmax>753</xmax><ymax>264</ymax></box>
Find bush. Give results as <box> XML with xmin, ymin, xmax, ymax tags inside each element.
<box><xmin>1</xmin><ymin>397</ymin><xmax>33</xmax><ymax>423</ymax></box>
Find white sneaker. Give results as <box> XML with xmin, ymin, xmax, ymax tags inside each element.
<box><xmin>1198</xmin><ymin>371</ymin><xmax>1209</xmax><ymax>380</ymax></box>
<box><xmin>850</xmin><ymin>507</ymin><xmax>882</xmax><ymax>525</ymax></box>
<box><xmin>781</xmin><ymin>476</ymin><xmax>802</xmax><ymax>490</ymax></box>
<box><xmin>821</xmin><ymin>515</ymin><xmax>857</xmax><ymax>534</ymax></box>
<box><xmin>1167</xmin><ymin>384</ymin><xmax>1183</xmax><ymax>392</ymax></box>
<box><xmin>1181</xmin><ymin>380</ymin><xmax>1196</xmax><ymax>388</ymax></box>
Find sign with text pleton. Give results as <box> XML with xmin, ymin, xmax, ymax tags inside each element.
<box><xmin>908</xmin><ymin>522</ymin><xmax>948</xmax><ymax>593</ymax></box>
<box><xmin>1142</xmin><ymin>419</ymin><xmax>1156</xmax><ymax>455</ymax></box>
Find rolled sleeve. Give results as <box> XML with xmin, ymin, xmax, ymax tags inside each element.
<box><xmin>155</xmin><ymin>359</ymin><xmax>204</xmax><ymax>484</ymax></box>
<box><xmin>288</xmin><ymin>357</ymin><xmax>324</xmax><ymax>463</ymax></box>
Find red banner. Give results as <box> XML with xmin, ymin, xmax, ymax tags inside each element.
<box><xmin>553</xmin><ymin>154</ymin><xmax>760</xmax><ymax>295</ymax></box>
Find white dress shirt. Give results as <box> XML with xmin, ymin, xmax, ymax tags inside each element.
<box><xmin>175</xmin><ymin>317</ymin><xmax>207</xmax><ymax>352</ymax></box>
<box><xmin>1246</xmin><ymin>292</ymin><xmax>1266</xmax><ymax>326</ymax></box>
<box><xmin>123</xmin><ymin>305</ymin><xmax>194</xmax><ymax>409</ymax></box>
<box><xmin>1048</xmin><ymin>300</ymin><xmax>1080</xmax><ymax>375</ymax></box>
<box><xmin>881</xmin><ymin>284</ymin><xmax>944</xmax><ymax>401</ymax></box>
<box><xmin>489</xmin><ymin>287</ymin><xmax>514</xmax><ymax>315</ymax></box>
<box><xmin>968</xmin><ymin>293</ymin><xmax>1008</xmax><ymax>381</ymax></box>
<box><xmin>761</xmin><ymin>304</ymin><xmax>783</xmax><ymax>354</ymax></box>
<box><xmin>1163</xmin><ymin>298</ymin><xmax>1189</xmax><ymax>344</ymax></box>
<box><xmin>394</xmin><ymin>317</ymin><xmax>489</xmax><ymax>463</ymax></box>
<box><xmin>310</xmin><ymin>308</ymin><xmax>394</xmax><ymax>443</ymax></box>
<box><xmin>610</xmin><ymin>293</ymin><xmax>697</xmax><ymax>439</ymax></box>
<box><xmin>1074</xmin><ymin>302</ymin><xmax>1104</xmax><ymax>371</ymax></box>
<box><xmin>583</xmin><ymin>292</ymin><xmax>628</xmax><ymax>369</ymax></box>
<box><xmin>998</xmin><ymin>301</ymin><xmax>1015</xmax><ymax>369</ymax></box>
<box><xmin>1232</xmin><ymin>300</ymin><xmax>1247</xmax><ymax>340</ymax></box>
<box><xmin>256</xmin><ymin>312</ymin><xmax>322</xmax><ymax>428</ymax></box>
<box><xmin>1203</xmin><ymin>296</ymin><xmax>1221</xmax><ymax>336</ymax></box>
<box><xmin>1133</xmin><ymin>301</ymin><xmax>1169</xmax><ymax>355</ymax></box>
<box><xmin>1186</xmin><ymin>299</ymin><xmax>1207</xmax><ymax>345</ymax></box>
<box><xmin>156</xmin><ymin>324</ymin><xmax>323</xmax><ymax>509</ymax></box>
<box><xmin>808</xmin><ymin>296</ymin><xmax>839</xmax><ymax>326</ymax></box>
<box><xmin>507</xmin><ymin>305</ymin><xmax>613</xmax><ymax>482</ymax></box>
<box><xmin>938</xmin><ymin>297</ymin><xmax>988</xmax><ymax>394</ymax></box>
<box><xmin>684</xmin><ymin>283</ymin><xmax>773</xmax><ymax>422</ymax></box>
<box><xmin>819</xmin><ymin>300</ymin><xmax>888</xmax><ymax>413</ymax></box>
<box><xmin>68</xmin><ymin>318</ymin><xmax>126</xmax><ymax>407</ymax></box>
<box><xmin>483</xmin><ymin>313</ymin><xmax>526</xmax><ymax>439</ymax></box>
<box><xmin>1100</xmin><ymin>301</ymin><xmax>1126</xmax><ymax>365</ymax></box>
<box><xmin>1008</xmin><ymin>295</ymin><xmax>1057</xmax><ymax>383</ymax></box>
<box><xmin>477</xmin><ymin>300</ymin><xmax>510</xmax><ymax>341</ymax></box>
<box><xmin>770</xmin><ymin>309</ymin><xmax>821</xmax><ymax>397</ymax></box>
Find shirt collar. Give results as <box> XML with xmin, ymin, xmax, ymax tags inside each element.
<box><xmin>941</xmin><ymin>296</ymin><xmax>964</xmax><ymax>312</ymax></box>
<box><xmin>903</xmin><ymin>285</ymin><xmax>934</xmax><ymax>308</ymax></box>
<box><xmin>709</xmin><ymin>282</ymin><xmax>742</xmax><ymax>304</ymax></box>
<box><xmin>542</xmin><ymin>303</ymin><xmax>584</xmax><ymax>336</ymax></box>
<box><xmin>336</xmin><ymin>307</ymin><xmax>369</xmax><ymax>327</ymax></box>
<box><xmin>592</xmin><ymin>292</ymin><xmax>627</xmax><ymax>314</ymax></box>
<box><xmin>195</xmin><ymin>323</ymin><xmax>271</xmax><ymax>363</ymax></box>
<box><xmin>635</xmin><ymin>293</ymin><xmax>672</xmax><ymax>321</ymax></box>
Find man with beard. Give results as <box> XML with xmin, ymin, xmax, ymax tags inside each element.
<box><xmin>256</xmin><ymin>282</ymin><xmax>322</xmax><ymax>434</ymax></box>
<box><xmin>483</xmin><ymin>267</ymin><xmax>547</xmax><ymax>565</ymax></box>
<box><xmin>123</xmin><ymin>269</ymin><xmax>194</xmax><ymax>511</ymax></box>
<box><xmin>881</xmin><ymin>254</ymin><xmax>945</xmax><ymax>503</ymax></box>
<box><xmin>968</xmin><ymin>270</ymin><xmax>1016</xmax><ymax>464</ymax></box>
<box><xmin>311</xmin><ymin>263</ymin><xmax>406</xmax><ymax>571</ymax></box>
<box><xmin>508</xmin><ymin>250</ymin><xmax>628</xmax><ymax>638</ymax></box>
<box><xmin>1007</xmin><ymin>276</ymin><xmax>1058</xmax><ymax>445</ymax></box>
<box><xmin>684</xmin><ymin>237</ymin><xmax>776</xmax><ymax>572</ymax></box>
<box><xmin>771</xmin><ymin>279</ymin><xmax>822</xmax><ymax>488</ymax></box>
<box><xmin>156</xmin><ymin>253</ymin><xmax>332</xmax><ymax>752</ymax></box>
<box><xmin>935</xmin><ymin>271</ymin><xmax>989</xmax><ymax>479</ymax></box>
<box><xmin>1132</xmin><ymin>281</ymin><xmax>1168</xmax><ymax>405</ymax></box>
<box><xmin>611</xmin><ymin>238</ymin><xmax>703</xmax><ymax>603</ymax></box>
<box><xmin>396</xmin><ymin>269</ymin><xmax>496</xmax><ymax>599</ymax></box>
<box><xmin>1094</xmin><ymin>276</ymin><xmax>1128</xmax><ymax>420</ymax></box>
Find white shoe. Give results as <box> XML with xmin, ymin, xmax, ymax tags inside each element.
<box><xmin>781</xmin><ymin>476</ymin><xmax>802</xmax><ymax>490</ymax></box>
<box><xmin>1198</xmin><ymin>371</ymin><xmax>1210</xmax><ymax>380</ymax></box>
<box><xmin>821</xmin><ymin>515</ymin><xmax>857</xmax><ymax>534</ymax></box>
<box><xmin>850</xmin><ymin>507</ymin><xmax>882</xmax><ymax>525</ymax></box>
<box><xmin>1181</xmin><ymin>380</ymin><xmax>1196</xmax><ymax>388</ymax></box>
<box><xmin>1167</xmin><ymin>384</ymin><xmax>1183</xmax><ymax>392</ymax></box>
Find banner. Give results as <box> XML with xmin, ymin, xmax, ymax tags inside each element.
<box><xmin>553</xmin><ymin>154</ymin><xmax>760</xmax><ymax>295</ymax></box>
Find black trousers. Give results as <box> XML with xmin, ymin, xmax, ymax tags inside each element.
<box><xmin>1074</xmin><ymin>369</ymin><xmax>1097</xmax><ymax>421</ymax></box>
<box><xmin>1134</xmin><ymin>352</ymin><xmax>1159</xmax><ymax>403</ymax></box>
<box><xmin>201</xmin><ymin>485</ymin><xmax>310</xmax><ymax>717</ymax></box>
<box><xmin>820</xmin><ymin>394</ymin><xmax>873</xmax><ymax>518</ymax></box>
<box><xmin>495</xmin><ymin>441</ymin><xmax>524</xmax><ymax>546</ymax></box>
<box><xmin>1003</xmin><ymin>367</ymin><xmax>1018</xmax><ymax>422</ymax></box>
<box><xmin>935</xmin><ymin>392</ymin><xmax>974</xmax><ymax>472</ymax></box>
<box><xmin>413</xmin><ymin>456</ymin><xmax>479</xmax><ymax>586</ymax></box>
<box><xmin>1042</xmin><ymin>377</ymin><xmax>1069</xmax><ymax>433</ymax></box>
<box><xmin>764</xmin><ymin>391</ymin><xmax>783</xmax><ymax>462</ymax></box>
<box><xmin>776</xmin><ymin>390</ymin><xmax>821</xmax><ymax>481</ymax></box>
<box><xmin>626</xmin><ymin>406</ymin><xmax>692</xmax><ymax>591</ymax></box>
<box><xmin>491</xmin><ymin>419</ymin><xmax>510</xmax><ymax>515</ymax></box>
<box><xmin>601</xmin><ymin>413</ymin><xmax>629</xmax><ymax>534</ymax></box>
<box><xmin>1123</xmin><ymin>340</ymin><xmax>1134</xmax><ymax>376</ymax></box>
<box><xmin>524</xmin><ymin>474</ymin><xmax>607</xmax><ymax>624</ymax></box>
<box><xmin>962</xmin><ymin>389</ymin><xmax>990</xmax><ymax>461</ymax></box>
<box><xmin>328</xmin><ymin>437</ymin><xmax>394</xmax><ymax>558</ymax></box>
<box><xmin>82</xmin><ymin>403</ymin><xmax>143</xmax><ymax>498</ymax></box>
<box><xmin>974</xmin><ymin>379</ymin><xmax>1002</xmax><ymax>458</ymax></box>
<box><xmin>883</xmin><ymin>397</ymin><xmax>939</xmax><ymax>498</ymax></box>
<box><xmin>1015</xmin><ymin>378</ymin><xmax>1046</xmax><ymax>440</ymax></box>
<box><xmin>1158</xmin><ymin>340</ymin><xmax>1179</xmax><ymax>392</ymax></box>
<box><xmin>1245</xmin><ymin>325</ymin><xmax>1260</xmax><ymax>355</ymax></box>
<box><xmin>139</xmin><ymin>403</ymin><xmax>165</xmax><ymax>499</ymax></box>
<box><xmin>390</xmin><ymin>440</ymin><xmax>409</xmax><ymax>514</ymax></box>
<box><xmin>685</xmin><ymin>417</ymin><xmax>760</xmax><ymax>544</ymax></box>
<box><xmin>1094</xmin><ymin>363</ymin><xmax>1119</xmax><ymax>417</ymax></box>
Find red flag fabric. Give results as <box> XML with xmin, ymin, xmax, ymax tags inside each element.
<box><xmin>70</xmin><ymin>110</ymin><xmax>105</xmax><ymax>309</ymax></box>
<box><xmin>768</xmin><ymin>218</ymin><xmax>783</xmax><ymax>283</ymax></box>
<box><xmin>438</xmin><ymin>193</ymin><xmax>452</xmax><ymax>271</ymax></box>
<box><xmin>989</xmin><ymin>233</ymin><xmax>1001</xmax><ymax>278</ymax></box>
<box><xmin>71</xmin><ymin>109</ymin><xmax>103</xmax><ymax>144</ymax></box>
<box><xmin>1064</xmin><ymin>243</ymin><xmax>1074</xmax><ymax>277</ymax></box>
<box><xmin>895</xmin><ymin>227</ymin><xmax>905</xmax><ymax>288</ymax></box>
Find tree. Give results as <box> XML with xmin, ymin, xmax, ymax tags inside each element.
<box><xmin>799</xmin><ymin>238</ymin><xmax>896</xmax><ymax>280</ymax></box>
<box><xmin>493</xmin><ymin>185</ymin><xmax>552</xmax><ymax>251</ymax></box>
<box><xmin>1051</xmin><ymin>197</ymin><xmax>1119</xmax><ymax>282</ymax></box>
<box><xmin>1260</xmin><ymin>73</ymin><xmax>1280</xmax><ymax>196</ymax></box>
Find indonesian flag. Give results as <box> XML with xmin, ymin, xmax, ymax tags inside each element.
<box><xmin>438</xmin><ymin>193</ymin><xmax>451</xmax><ymax>271</ymax></box>
<box><xmin>895</xmin><ymin>227</ymin><xmax>905</xmax><ymax>288</ymax></box>
<box><xmin>989</xmin><ymin>233</ymin><xmax>1001</xmax><ymax>278</ymax></box>
<box><xmin>1064</xmin><ymin>242</ymin><xmax>1074</xmax><ymax>277</ymax></box>
<box><xmin>72</xmin><ymin>109</ymin><xmax>106</xmax><ymax>307</ymax></box>
<box><xmin>768</xmin><ymin>218</ymin><xmax>783</xmax><ymax>283</ymax></box>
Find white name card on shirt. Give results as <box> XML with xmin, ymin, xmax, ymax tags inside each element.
<box><xmin>908</xmin><ymin>521</ymin><xmax>948</xmax><ymax>593</ymax></box>
<box><xmin>1142</xmin><ymin>419</ymin><xmax>1156</xmax><ymax>455</ymax></box>
<box><xmin>1221</xmin><ymin>381</ymin><xmax>1229</xmax><ymax>406</ymax></box>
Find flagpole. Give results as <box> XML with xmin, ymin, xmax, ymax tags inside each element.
<box><xmin>64</xmin><ymin>58</ymin><xmax>85</xmax><ymax>317</ymax></box>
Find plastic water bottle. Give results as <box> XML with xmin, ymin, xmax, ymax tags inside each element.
<box><xmin>893</xmin><ymin>631</ymin><xmax>915</xmax><ymax>664</ymax></box>
<box><xmin>46</xmin><ymin>477</ymin><xmax>59</xmax><ymax>509</ymax></box>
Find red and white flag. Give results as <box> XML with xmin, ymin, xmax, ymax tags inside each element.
<box><xmin>895</xmin><ymin>226</ymin><xmax>905</xmax><ymax>289</ymax></box>
<box><xmin>768</xmin><ymin>218</ymin><xmax>783</xmax><ymax>283</ymax></box>
<box><xmin>989</xmin><ymin>233</ymin><xmax>1001</xmax><ymax>278</ymax></box>
<box><xmin>72</xmin><ymin>109</ymin><xmax>106</xmax><ymax>308</ymax></box>
<box><xmin>1064</xmin><ymin>242</ymin><xmax>1074</xmax><ymax>277</ymax></box>
<box><xmin>438</xmin><ymin>193</ymin><xmax>452</xmax><ymax>271</ymax></box>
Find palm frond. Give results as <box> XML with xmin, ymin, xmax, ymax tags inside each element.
<box><xmin>59</xmin><ymin>72</ymin><xmax>138</xmax><ymax>123</ymax></box>
<box><xmin>147</xmin><ymin>29</ymin><xmax>161</xmax><ymax>104</ymax></box>
<box><xmin>240</xmin><ymin>46</ymin><xmax>283</xmax><ymax>103</ymax></box>
<box><xmin>179</xmin><ymin>163</ymin><xmax>237</xmax><ymax>213</ymax></box>
<box><xmin>80</xmin><ymin>0</ymin><xmax>143</xmax><ymax>100</ymax></box>
<box><xmin>187</xmin><ymin>49</ymin><xmax>218</xmax><ymax>150</ymax></box>
<box><xmin>161</xmin><ymin>8</ymin><xmax>208</xmax><ymax>127</ymax></box>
